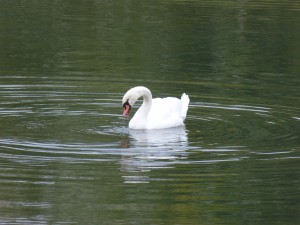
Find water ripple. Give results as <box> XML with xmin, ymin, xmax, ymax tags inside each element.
<box><xmin>0</xmin><ymin>83</ymin><xmax>299</xmax><ymax>172</ymax></box>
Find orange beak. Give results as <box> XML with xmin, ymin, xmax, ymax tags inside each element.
<box><xmin>123</xmin><ymin>104</ymin><xmax>131</xmax><ymax>118</ymax></box>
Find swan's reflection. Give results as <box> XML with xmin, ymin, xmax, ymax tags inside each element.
<box><xmin>128</xmin><ymin>126</ymin><xmax>188</xmax><ymax>147</ymax></box>
<box><xmin>120</xmin><ymin>126</ymin><xmax>189</xmax><ymax>183</ymax></box>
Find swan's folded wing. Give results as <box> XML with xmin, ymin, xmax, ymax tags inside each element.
<box><xmin>150</xmin><ymin>97</ymin><xmax>182</xmax><ymax>119</ymax></box>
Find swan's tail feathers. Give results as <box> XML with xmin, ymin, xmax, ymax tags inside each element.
<box><xmin>180</xmin><ymin>93</ymin><xmax>190</xmax><ymax>120</ymax></box>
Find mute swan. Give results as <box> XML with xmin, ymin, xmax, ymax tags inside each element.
<box><xmin>122</xmin><ymin>86</ymin><xmax>189</xmax><ymax>129</ymax></box>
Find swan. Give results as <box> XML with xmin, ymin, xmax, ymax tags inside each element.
<box><xmin>122</xmin><ymin>86</ymin><xmax>189</xmax><ymax>129</ymax></box>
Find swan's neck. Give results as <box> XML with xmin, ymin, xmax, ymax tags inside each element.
<box><xmin>136</xmin><ymin>90</ymin><xmax>152</xmax><ymax>118</ymax></box>
<box><xmin>129</xmin><ymin>88</ymin><xmax>152</xmax><ymax>128</ymax></box>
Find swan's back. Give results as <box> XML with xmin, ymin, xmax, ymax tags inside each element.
<box><xmin>147</xmin><ymin>94</ymin><xmax>190</xmax><ymax>129</ymax></box>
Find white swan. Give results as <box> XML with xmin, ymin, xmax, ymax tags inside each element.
<box><xmin>122</xmin><ymin>86</ymin><xmax>189</xmax><ymax>129</ymax></box>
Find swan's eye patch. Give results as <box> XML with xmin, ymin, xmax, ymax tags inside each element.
<box><xmin>123</xmin><ymin>100</ymin><xmax>131</xmax><ymax>108</ymax></box>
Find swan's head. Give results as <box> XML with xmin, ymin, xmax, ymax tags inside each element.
<box><xmin>122</xmin><ymin>88</ymin><xmax>139</xmax><ymax>118</ymax></box>
<box><xmin>122</xmin><ymin>99</ymin><xmax>132</xmax><ymax>118</ymax></box>
<box><xmin>122</xmin><ymin>86</ymin><xmax>151</xmax><ymax>118</ymax></box>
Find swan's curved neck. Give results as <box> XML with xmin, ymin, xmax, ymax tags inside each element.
<box><xmin>127</xmin><ymin>87</ymin><xmax>153</xmax><ymax>129</ymax></box>
<box><xmin>137</xmin><ymin>88</ymin><xmax>152</xmax><ymax>117</ymax></box>
<box><xmin>125</xmin><ymin>87</ymin><xmax>153</xmax><ymax>128</ymax></box>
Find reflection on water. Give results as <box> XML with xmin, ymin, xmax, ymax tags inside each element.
<box><xmin>120</xmin><ymin>127</ymin><xmax>189</xmax><ymax>183</ymax></box>
<box><xmin>128</xmin><ymin>126</ymin><xmax>188</xmax><ymax>147</ymax></box>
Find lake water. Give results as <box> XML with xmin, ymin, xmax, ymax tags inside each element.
<box><xmin>0</xmin><ymin>1</ymin><xmax>299</xmax><ymax>224</ymax></box>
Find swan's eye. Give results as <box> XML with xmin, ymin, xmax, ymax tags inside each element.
<box><xmin>123</xmin><ymin>100</ymin><xmax>131</xmax><ymax>108</ymax></box>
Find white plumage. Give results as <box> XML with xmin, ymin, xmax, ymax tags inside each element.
<box><xmin>122</xmin><ymin>86</ymin><xmax>189</xmax><ymax>129</ymax></box>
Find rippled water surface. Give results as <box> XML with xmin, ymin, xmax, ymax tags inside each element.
<box><xmin>0</xmin><ymin>1</ymin><xmax>299</xmax><ymax>224</ymax></box>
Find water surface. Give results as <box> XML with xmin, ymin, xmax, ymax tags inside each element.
<box><xmin>0</xmin><ymin>1</ymin><xmax>299</xmax><ymax>224</ymax></box>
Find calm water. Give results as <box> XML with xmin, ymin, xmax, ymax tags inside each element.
<box><xmin>0</xmin><ymin>1</ymin><xmax>300</xmax><ymax>224</ymax></box>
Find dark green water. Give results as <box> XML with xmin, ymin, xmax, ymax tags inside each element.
<box><xmin>0</xmin><ymin>1</ymin><xmax>299</xmax><ymax>224</ymax></box>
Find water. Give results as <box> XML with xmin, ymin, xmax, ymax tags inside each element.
<box><xmin>0</xmin><ymin>1</ymin><xmax>299</xmax><ymax>224</ymax></box>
